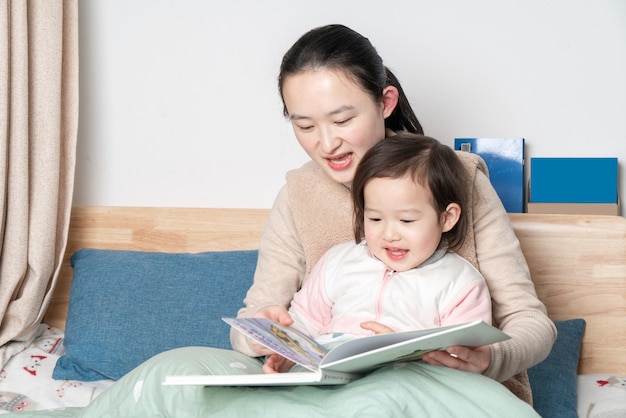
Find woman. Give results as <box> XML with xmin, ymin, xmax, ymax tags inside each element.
<box><xmin>233</xmin><ymin>24</ymin><xmax>556</xmax><ymax>402</ymax></box>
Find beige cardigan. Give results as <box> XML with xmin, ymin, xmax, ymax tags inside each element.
<box><xmin>234</xmin><ymin>153</ymin><xmax>556</xmax><ymax>403</ymax></box>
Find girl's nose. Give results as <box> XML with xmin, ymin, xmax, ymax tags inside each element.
<box><xmin>383</xmin><ymin>223</ymin><xmax>399</xmax><ymax>241</ymax></box>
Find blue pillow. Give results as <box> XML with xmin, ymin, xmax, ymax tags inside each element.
<box><xmin>53</xmin><ymin>248</ymin><xmax>257</xmax><ymax>381</ymax></box>
<box><xmin>527</xmin><ymin>318</ymin><xmax>586</xmax><ymax>418</ymax></box>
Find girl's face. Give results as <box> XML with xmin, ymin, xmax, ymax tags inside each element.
<box><xmin>363</xmin><ymin>175</ymin><xmax>459</xmax><ymax>272</ymax></box>
<box><xmin>282</xmin><ymin>69</ymin><xmax>397</xmax><ymax>186</ymax></box>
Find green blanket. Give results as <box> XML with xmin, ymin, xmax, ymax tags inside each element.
<box><xmin>8</xmin><ymin>347</ymin><xmax>539</xmax><ymax>417</ymax></box>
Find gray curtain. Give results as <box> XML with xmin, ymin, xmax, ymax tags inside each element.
<box><xmin>0</xmin><ymin>0</ymin><xmax>78</xmax><ymax>355</ymax></box>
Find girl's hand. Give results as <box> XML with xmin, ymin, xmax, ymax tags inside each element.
<box><xmin>360</xmin><ymin>321</ymin><xmax>394</xmax><ymax>334</ymax></box>
<box><xmin>421</xmin><ymin>345</ymin><xmax>491</xmax><ymax>374</ymax></box>
<box><xmin>262</xmin><ymin>354</ymin><xmax>295</xmax><ymax>374</ymax></box>
<box><xmin>249</xmin><ymin>305</ymin><xmax>294</xmax><ymax>355</ymax></box>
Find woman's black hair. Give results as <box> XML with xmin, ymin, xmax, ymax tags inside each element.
<box><xmin>278</xmin><ymin>24</ymin><xmax>423</xmax><ymax>134</ymax></box>
<box><xmin>351</xmin><ymin>133</ymin><xmax>469</xmax><ymax>252</ymax></box>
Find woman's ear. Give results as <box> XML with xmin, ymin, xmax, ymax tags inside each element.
<box><xmin>441</xmin><ymin>203</ymin><xmax>461</xmax><ymax>233</ymax></box>
<box><xmin>381</xmin><ymin>86</ymin><xmax>399</xmax><ymax>118</ymax></box>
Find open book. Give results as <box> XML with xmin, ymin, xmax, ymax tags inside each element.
<box><xmin>163</xmin><ymin>318</ymin><xmax>510</xmax><ymax>387</ymax></box>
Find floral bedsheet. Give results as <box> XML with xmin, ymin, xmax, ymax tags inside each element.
<box><xmin>0</xmin><ymin>325</ymin><xmax>112</xmax><ymax>414</ymax></box>
<box><xmin>577</xmin><ymin>373</ymin><xmax>626</xmax><ymax>418</ymax></box>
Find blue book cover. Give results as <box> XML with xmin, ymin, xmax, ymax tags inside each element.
<box><xmin>454</xmin><ymin>138</ymin><xmax>525</xmax><ymax>213</ymax></box>
<box><xmin>529</xmin><ymin>158</ymin><xmax>618</xmax><ymax>203</ymax></box>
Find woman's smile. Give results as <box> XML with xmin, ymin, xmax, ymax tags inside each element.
<box><xmin>326</xmin><ymin>152</ymin><xmax>354</xmax><ymax>171</ymax></box>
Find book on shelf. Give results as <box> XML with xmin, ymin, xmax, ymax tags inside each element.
<box><xmin>454</xmin><ymin>137</ymin><xmax>525</xmax><ymax>213</ymax></box>
<box><xmin>163</xmin><ymin>317</ymin><xmax>510</xmax><ymax>387</ymax></box>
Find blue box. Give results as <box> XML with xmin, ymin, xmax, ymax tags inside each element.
<box><xmin>455</xmin><ymin>138</ymin><xmax>525</xmax><ymax>213</ymax></box>
<box><xmin>529</xmin><ymin>158</ymin><xmax>618</xmax><ymax>203</ymax></box>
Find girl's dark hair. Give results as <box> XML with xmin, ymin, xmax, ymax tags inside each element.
<box><xmin>352</xmin><ymin>133</ymin><xmax>469</xmax><ymax>252</ymax></box>
<box><xmin>278</xmin><ymin>24</ymin><xmax>423</xmax><ymax>134</ymax></box>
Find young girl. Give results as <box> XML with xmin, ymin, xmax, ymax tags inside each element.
<box><xmin>264</xmin><ymin>134</ymin><xmax>492</xmax><ymax>373</ymax></box>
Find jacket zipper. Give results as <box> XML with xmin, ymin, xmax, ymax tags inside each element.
<box><xmin>376</xmin><ymin>269</ymin><xmax>396</xmax><ymax>321</ymax></box>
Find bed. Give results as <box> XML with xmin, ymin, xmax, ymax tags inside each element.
<box><xmin>0</xmin><ymin>206</ymin><xmax>625</xmax><ymax>417</ymax></box>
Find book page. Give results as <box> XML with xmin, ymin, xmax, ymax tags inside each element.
<box><xmin>320</xmin><ymin>320</ymin><xmax>509</xmax><ymax>373</ymax></box>
<box><xmin>224</xmin><ymin>318</ymin><xmax>328</xmax><ymax>371</ymax></box>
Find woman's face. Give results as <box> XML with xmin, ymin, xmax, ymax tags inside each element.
<box><xmin>282</xmin><ymin>69</ymin><xmax>396</xmax><ymax>186</ymax></box>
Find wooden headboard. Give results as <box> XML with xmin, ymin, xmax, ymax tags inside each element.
<box><xmin>44</xmin><ymin>207</ymin><xmax>626</xmax><ymax>376</ymax></box>
<box><xmin>508</xmin><ymin>213</ymin><xmax>626</xmax><ymax>375</ymax></box>
<box><xmin>44</xmin><ymin>207</ymin><xmax>269</xmax><ymax>330</ymax></box>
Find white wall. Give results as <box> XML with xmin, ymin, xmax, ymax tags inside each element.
<box><xmin>74</xmin><ymin>0</ymin><xmax>626</xmax><ymax>214</ymax></box>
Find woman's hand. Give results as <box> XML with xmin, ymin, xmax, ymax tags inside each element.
<box><xmin>262</xmin><ymin>354</ymin><xmax>295</xmax><ymax>374</ymax></box>
<box><xmin>250</xmin><ymin>305</ymin><xmax>294</xmax><ymax>356</ymax></box>
<box><xmin>421</xmin><ymin>344</ymin><xmax>491</xmax><ymax>374</ymax></box>
<box><xmin>360</xmin><ymin>321</ymin><xmax>394</xmax><ymax>334</ymax></box>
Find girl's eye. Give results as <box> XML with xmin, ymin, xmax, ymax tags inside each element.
<box><xmin>401</xmin><ymin>219</ymin><xmax>416</xmax><ymax>224</ymax></box>
<box><xmin>367</xmin><ymin>217</ymin><xmax>381</xmax><ymax>222</ymax></box>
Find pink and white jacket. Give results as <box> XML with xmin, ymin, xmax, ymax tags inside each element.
<box><xmin>288</xmin><ymin>240</ymin><xmax>492</xmax><ymax>341</ymax></box>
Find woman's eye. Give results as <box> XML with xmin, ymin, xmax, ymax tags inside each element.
<box><xmin>335</xmin><ymin>117</ymin><xmax>353</xmax><ymax>126</ymax></box>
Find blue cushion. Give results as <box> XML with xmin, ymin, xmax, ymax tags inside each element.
<box><xmin>52</xmin><ymin>248</ymin><xmax>257</xmax><ymax>381</ymax></box>
<box><xmin>527</xmin><ymin>318</ymin><xmax>586</xmax><ymax>418</ymax></box>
